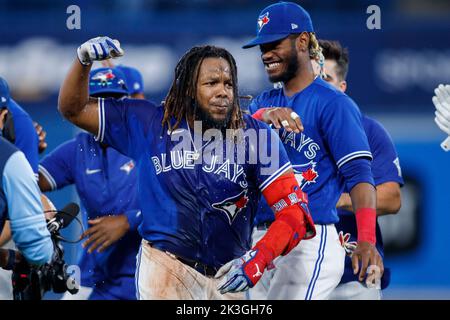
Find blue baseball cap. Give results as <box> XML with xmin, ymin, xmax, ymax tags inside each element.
<box><xmin>89</xmin><ymin>67</ymin><xmax>129</xmax><ymax>97</ymax></box>
<box><xmin>0</xmin><ymin>77</ymin><xmax>11</xmax><ymax>108</ymax></box>
<box><xmin>115</xmin><ymin>65</ymin><xmax>144</xmax><ymax>95</ymax></box>
<box><xmin>242</xmin><ymin>1</ymin><xmax>314</xmax><ymax>49</ymax></box>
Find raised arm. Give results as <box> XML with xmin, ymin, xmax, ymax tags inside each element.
<box><xmin>58</xmin><ymin>36</ymin><xmax>124</xmax><ymax>135</ymax></box>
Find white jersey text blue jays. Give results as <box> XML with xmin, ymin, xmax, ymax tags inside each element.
<box><xmin>96</xmin><ymin>98</ymin><xmax>291</xmax><ymax>269</ymax></box>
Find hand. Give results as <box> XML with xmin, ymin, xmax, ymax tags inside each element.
<box><xmin>77</xmin><ymin>36</ymin><xmax>124</xmax><ymax>66</ymax></box>
<box><xmin>216</xmin><ymin>246</ymin><xmax>270</xmax><ymax>294</ymax></box>
<box><xmin>80</xmin><ymin>215</ymin><xmax>130</xmax><ymax>253</ymax></box>
<box><xmin>351</xmin><ymin>241</ymin><xmax>384</xmax><ymax>284</ymax></box>
<box><xmin>433</xmin><ymin>84</ymin><xmax>450</xmax><ymax>135</ymax></box>
<box><xmin>261</xmin><ymin>107</ymin><xmax>303</xmax><ymax>133</ymax></box>
<box><xmin>33</xmin><ymin>121</ymin><xmax>47</xmax><ymax>154</ymax></box>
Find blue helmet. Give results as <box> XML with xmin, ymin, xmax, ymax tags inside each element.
<box><xmin>89</xmin><ymin>67</ymin><xmax>129</xmax><ymax>97</ymax></box>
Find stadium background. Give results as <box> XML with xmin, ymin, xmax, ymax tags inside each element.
<box><xmin>1</xmin><ymin>0</ymin><xmax>449</xmax><ymax>299</ymax></box>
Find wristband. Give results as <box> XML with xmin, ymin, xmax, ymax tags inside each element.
<box><xmin>355</xmin><ymin>208</ymin><xmax>376</xmax><ymax>245</ymax></box>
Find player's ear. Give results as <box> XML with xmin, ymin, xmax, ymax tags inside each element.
<box><xmin>340</xmin><ymin>80</ymin><xmax>347</xmax><ymax>93</ymax></box>
<box><xmin>296</xmin><ymin>32</ymin><xmax>310</xmax><ymax>53</ymax></box>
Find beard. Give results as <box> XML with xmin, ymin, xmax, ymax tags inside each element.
<box><xmin>194</xmin><ymin>102</ymin><xmax>233</xmax><ymax>131</ymax></box>
<box><xmin>268</xmin><ymin>46</ymin><xmax>299</xmax><ymax>83</ymax></box>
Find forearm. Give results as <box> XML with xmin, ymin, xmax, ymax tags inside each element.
<box><xmin>375</xmin><ymin>182</ymin><xmax>402</xmax><ymax>216</ymax></box>
<box><xmin>349</xmin><ymin>182</ymin><xmax>376</xmax><ymax>210</ymax></box>
<box><xmin>58</xmin><ymin>59</ymin><xmax>92</xmax><ymax>121</ymax></box>
<box><xmin>338</xmin><ymin>183</ymin><xmax>401</xmax><ymax>216</ymax></box>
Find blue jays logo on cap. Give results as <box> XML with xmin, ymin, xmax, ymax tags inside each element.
<box><xmin>258</xmin><ymin>12</ymin><xmax>270</xmax><ymax>32</ymax></box>
<box><xmin>243</xmin><ymin>2</ymin><xmax>314</xmax><ymax>49</ymax></box>
<box><xmin>89</xmin><ymin>67</ymin><xmax>129</xmax><ymax>97</ymax></box>
<box><xmin>91</xmin><ymin>70</ymin><xmax>116</xmax><ymax>83</ymax></box>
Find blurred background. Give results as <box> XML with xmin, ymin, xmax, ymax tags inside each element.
<box><xmin>1</xmin><ymin>0</ymin><xmax>449</xmax><ymax>299</ymax></box>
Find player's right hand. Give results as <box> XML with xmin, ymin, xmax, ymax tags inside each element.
<box><xmin>255</xmin><ymin>107</ymin><xmax>303</xmax><ymax>133</ymax></box>
<box><xmin>432</xmin><ymin>84</ymin><xmax>450</xmax><ymax>135</ymax></box>
<box><xmin>77</xmin><ymin>37</ymin><xmax>124</xmax><ymax>66</ymax></box>
<box><xmin>351</xmin><ymin>241</ymin><xmax>384</xmax><ymax>287</ymax></box>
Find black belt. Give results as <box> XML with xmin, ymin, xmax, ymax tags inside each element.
<box><xmin>175</xmin><ymin>256</ymin><xmax>219</xmax><ymax>277</ymax></box>
<box><xmin>146</xmin><ymin>241</ymin><xmax>218</xmax><ymax>277</ymax></box>
<box><xmin>256</xmin><ymin>221</ymin><xmax>273</xmax><ymax>230</ymax></box>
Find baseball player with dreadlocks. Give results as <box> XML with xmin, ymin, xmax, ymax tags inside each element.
<box><xmin>244</xmin><ymin>2</ymin><xmax>383</xmax><ymax>300</ymax></box>
<box><xmin>57</xmin><ymin>37</ymin><xmax>316</xmax><ymax>299</ymax></box>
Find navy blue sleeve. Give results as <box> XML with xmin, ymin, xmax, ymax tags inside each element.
<box><xmin>320</xmin><ymin>95</ymin><xmax>372</xmax><ymax>169</ymax></box>
<box><xmin>96</xmin><ymin>97</ymin><xmax>160</xmax><ymax>160</ymax></box>
<box><xmin>364</xmin><ymin>117</ymin><xmax>404</xmax><ymax>186</ymax></box>
<box><xmin>8</xmin><ymin>100</ymin><xmax>39</xmax><ymax>177</ymax></box>
<box><xmin>39</xmin><ymin>139</ymin><xmax>77</xmax><ymax>190</ymax></box>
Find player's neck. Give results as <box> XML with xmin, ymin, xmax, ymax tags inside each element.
<box><xmin>283</xmin><ymin>63</ymin><xmax>315</xmax><ymax>97</ymax></box>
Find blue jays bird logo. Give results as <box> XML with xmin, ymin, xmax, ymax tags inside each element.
<box><xmin>293</xmin><ymin>161</ymin><xmax>319</xmax><ymax>189</ymax></box>
<box><xmin>91</xmin><ymin>69</ymin><xmax>116</xmax><ymax>83</ymax></box>
<box><xmin>257</xmin><ymin>12</ymin><xmax>270</xmax><ymax>32</ymax></box>
<box><xmin>213</xmin><ymin>190</ymin><xmax>249</xmax><ymax>225</ymax></box>
<box><xmin>120</xmin><ymin>160</ymin><xmax>135</xmax><ymax>175</ymax></box>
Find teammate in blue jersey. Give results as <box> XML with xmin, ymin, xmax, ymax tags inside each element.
<box><xmin>243</xmin><ymin>2</ymin><xmax>383</xmax><ymax>299</ymax></box>
<box><xmin>58</xmin><ymin>38</ymin><xmax>316</xmax><ymax>299</ymax></box>
<box><xmin>313</xmin><ymin>40</ymin><xmax>403</xmax><ymax>300</ymax></box>
<box><xmin>38</xmin><ymin>67</ymin><xmax>142</xmax><ymax>300</ymax></box>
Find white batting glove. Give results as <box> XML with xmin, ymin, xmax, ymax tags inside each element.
<box><xmin>77</xmin><ymin>37</ymin><xmax>124</xmax><ymax>66</ymax></box>
<box><xmin>433</xmin><ymin>84</ymin><xmax>450</xmax><ymax>134</ymax></box>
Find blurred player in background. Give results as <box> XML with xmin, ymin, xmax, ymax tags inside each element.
<box><xmin>101</xmin><ymin>59</ymin><xmax>145</xmax><ymax>99</ymax></box>
<box><xmin>116</xmin><ymin>65</ymin><xmax>145</xmax><ymax>99</ymax></box>
<box><xmin>314</xmin><ymin>39</ymin><xmax>403</xmax><ymax>300</ymax></box>
<box><xmin>0</xmin><ymin>77</ymin><xmax>42</xmax><ymax>300</ymax></box>
<box><xmin>57</xmin><ymin>37</ymin><xmax>316</xmax><ymax>299</ymax></box>
<box><xmin>38</xmin><ymin>67</ymin><xmax>142</xmax><ymax>300</ymax></box>
<box><xmin>244</xmin><ymin>2</ymin><xmax>382</xmax><ymax>299</ymax></box>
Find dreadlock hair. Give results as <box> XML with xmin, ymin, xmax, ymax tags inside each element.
<box><xmin>162</xmin><ymin>45</ymin><xmax>244</xmax><ymax>132</ymax></box>
<box><xmin>318</xmin><ymin>39</ymin><xmax>349</xmax><ymax>81</ymax></box>
<box><xmin>308</xmin><ymin>32</ymin><xmax>325</xmax><ymax>79</ymax></box>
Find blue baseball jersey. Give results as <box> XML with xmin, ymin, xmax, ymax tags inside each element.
<box><xmin>249</xmin><ymin>77</ymin><xmax>372</xmax><ymax>225</ymax></box>
<box><xmin>3</xmin><ymin>99</ymin><xmax>39</xmax><ymax>178</ymax></box>
<box><xmin>336</xmin><ymin>115</ymin><xmax>404</xmax><ymax>289</ymax></box>
<box><xmin>96</xmin><ymin>97</ymin><xmax>292</xmax><ymax>269</ymax></box>
<box><xmin>39</xmin><ymin>132</ymin><xmax>141</xmax><ymax>300</ymax></box>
